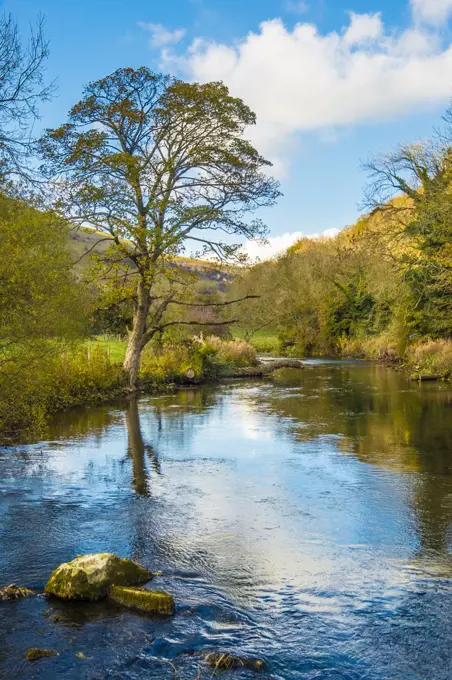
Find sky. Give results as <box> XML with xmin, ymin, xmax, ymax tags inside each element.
<box><xmin>6</xmin><ymin>0</ymin><xmax>452</xmax><ymax>258</ymax></box>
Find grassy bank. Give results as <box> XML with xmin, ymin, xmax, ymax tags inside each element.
<box><xmin>0</xmin><ymin>336</ymin><xmax>258</xmax><ymax>444</ymax></box>
<box><xmin>0</xmin><ymin>346</ymin><xmax>124</xmax><ymax>443</ymax></box>
<box><xmin>340</xmin><ymin>334</ymin><xmax>452</xmax><ymax>380</ymax></box>
<box><xmin>404</xmin><ymin>340</ymin><xmax>452</xmax><ymax>380</ymax></box>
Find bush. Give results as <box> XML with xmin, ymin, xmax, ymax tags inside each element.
<box><xmin>139</xmin><ymin>335</ymin><xmax>257</xmax><ymax>385</ymax></box>
<box><xmin>337</xmin><ymin>336</ymin><xmax>366</xmax><ymax>358</ymax></box>
<box><xmin>0</xmin><ymin>346</ymin><xmax>123</xmax><ymax>443</ymax></box>
<box><xmin>338</xmin><ymin>318</ymin><xmax>409</xmax><ymax>362</ymax></box>
<box><xmin>250</xmin><ymin>333</ymin><xmax>281</xmax><ymax>354</ymax></box>
<box><xmin>140</xmin><ymin>343</ymin><xmax>205</xmax><ymax>384</ymax></box>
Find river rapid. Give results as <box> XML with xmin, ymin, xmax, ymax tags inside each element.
<box><xmin>1</xmin><ymin>360</ymin><xmax>452</xmax><ymax>679</ymax></box>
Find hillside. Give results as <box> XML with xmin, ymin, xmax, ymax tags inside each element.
<box><xmin>69</xmin><ymin>226</ymin><xmax>233</xmax><ymax>291</ymax></box>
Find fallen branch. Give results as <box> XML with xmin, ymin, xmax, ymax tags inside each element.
<box><xmin>219</xmin><ymin>358</ymin><xmax>304</xmax><ymax>378</ymax></box>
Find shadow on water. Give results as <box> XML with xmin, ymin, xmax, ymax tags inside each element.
<box><xmin>1</xmin><ymin>363</ymin><xmax>452</xmax><ymax>678</ymax></box>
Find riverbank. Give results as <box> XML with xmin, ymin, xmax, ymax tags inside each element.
<box><xmin>2</xmin><ymin>331</ymin><xmax>450</xmax><ymax>445</ymax></box>
<box><xmin>339</xmin><ymin>338</ymin><xmax>452</xmax><ymax>382</ymax></box>
<box><xmin>0</xmin><ymin>336</ymin><xmax>301</xmax><ymax>445</ymax></box>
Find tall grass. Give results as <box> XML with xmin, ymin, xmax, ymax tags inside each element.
<box><xmin>203</xmin><ymin>335</ymin><xmax>257</xmax><ymax>366</ymax></box>
<box><xmin>405</xmin><ymin>339</ymin><xmax>452</xmax><ymax>378</ymax></box>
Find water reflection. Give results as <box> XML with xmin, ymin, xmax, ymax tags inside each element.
<box><xmin>125</xmin><ymin>399</ymin><xmax>161</xmax><ymax>496</ymax></box>
<box><xmin>265</xmin><ymin>364</ymin><xmax>452</xmax><ymax>564</ymax></box>
<box><xmin>1</xmin><ymin>363</ymin><xmax>452</xmax><ymax>679</ymax></box>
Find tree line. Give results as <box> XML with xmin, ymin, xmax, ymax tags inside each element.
<box><xmin>233</xmin><ymin>115</ymin><xmax>452</xmax><ymax>360</ymax></box>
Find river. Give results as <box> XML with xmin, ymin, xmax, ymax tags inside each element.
<box><xmin>1</xmin><ymin>360</ymin><xmax>452</xmax><ymax>679</ymax></box>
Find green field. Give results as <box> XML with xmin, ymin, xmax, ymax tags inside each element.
<box><xmin>232</xmin><ymin>327</ymin><xmax>280</xmax><ymax>354</ymax></box>
<box><xmin>85</xmin><ymin>328</ymin><xmax>280</xmax><ymax>363</ymax></box>
<box><xmin>85</xmin><ymin>336</ymin><xmax>127</xmax><ymax>363</ymax></box>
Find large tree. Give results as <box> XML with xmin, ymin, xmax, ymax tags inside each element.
<box><xmin>0</xmin><ymin>13</ymin><xmax>53</xmax><ymax>181</ymax></box>
<box><xmin>39</xmin><ymin>67</ymin><xmax>279</xmax><ymax>389</ymax></box>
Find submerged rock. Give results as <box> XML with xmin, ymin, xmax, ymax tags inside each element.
<box><xmin>45</xmin><ymin>553</ymin><xmax>152</xmax><ymax>601</ymax></box>
<box><xmin>26</xmin><ymin>648</ymin><xmax>58</xmax><ymax>662</ymax></box>
<box><xmin>108</xmin><ymin>585</ymin><xmax>175</xmax><ymax>615</ymax></box>
<box><xmin>0</xmin><ymin>584</ymin><xmax>35</xmax><ymax>601</ymax></box>
<box><xmin>203</xmin><ymin>652</ymin><xmax>265</xmax><ymax>672</ymax></box>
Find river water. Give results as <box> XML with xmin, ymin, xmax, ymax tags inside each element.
<box><xmin>1</xmin><ymin>361</ymin><xmax>452</xmax><ymax>679</ymax></box>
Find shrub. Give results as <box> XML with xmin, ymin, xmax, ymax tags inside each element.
<box><xmin>0</xmin><ymin>345</ymin><xmax>123</xmax><ymax>443</ymax></box>
<box><xmin>337</xmin><ymin>336</ymin><xmax>366</xmax><ymax>358</ymax></box>
<box><xmin>140</xmin><ymin>343</ymin><xmax>204</xmax><ymax>384</ymax></box>
<box><xmin>139</xmin><ymin>336</ymin><xmax>257</xmax><ymax>385</ymax></box>
<box><xmin>250</xmin><ymin>333</ymin><xmax>280</xmax><ymax>355</ymax></box>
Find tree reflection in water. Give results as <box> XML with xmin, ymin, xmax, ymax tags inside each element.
<box><xmin>266</xmin><ymin>363</ymin><xmax>452</xmax><ymax>566</ymax></box>
<box><xmin>125</xmin><ymin>399</ymin><xmax>162</xmax><ymax>496</ymax></box>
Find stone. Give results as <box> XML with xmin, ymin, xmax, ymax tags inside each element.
<box><xmin>108</xmin><ymin>585</ymin><xmax>175</xmax><ymax>616</ymax></box>
<box><xmin>26</xmin><ymin>648</ymin><xmax>58</xmax><ymax>662</ymax></box>
<box><xmin>45</xmin><ymin>553</ymin><xmax>152</xmax><ymax>601</ymax></box>
<box><xmin>203</xmin><ymin>652</ymin><xmax>265</xmax><ymax>672</ymax></box>
<box><xmin>0</xmin><ymin>584</ymin><xmax>35</xmax><ymax>601</ymax></box>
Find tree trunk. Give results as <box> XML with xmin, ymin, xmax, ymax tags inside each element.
<box><xmin>123</xmin><ymin>282</ymin><xmax>150</xmax><ymax>391</ymax></box>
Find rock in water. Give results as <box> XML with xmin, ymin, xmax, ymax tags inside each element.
<box><xmin>108</xmin><ymin>585</ymin><xmax>175</xmax><ymax>615</ymax></box>
<box><xmin>45</xmin><ymin>553</ymin><xmax>152</xmax><ymax>601</ymax></box>
<box><xmin>0</xmin><ymin>584</ymin><xmax>35</xmax><ymax>601</ymax></box>
<box><xmin>203</xmin><ymin>652</ymin><xmax>265</xmax><ymax>672</ymax></box>
<box><xmin>26</xmin><ymin>648</ymin><xmax>58</xmax><ymax>662</ymax></box>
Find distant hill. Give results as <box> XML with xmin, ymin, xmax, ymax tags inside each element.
<box><xmin>69</xmin><ymin>226</ymin><xmax>233</xmax><ymax>291</ymax></box>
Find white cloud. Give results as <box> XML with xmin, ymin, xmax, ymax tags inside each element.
<box><xmin>343</xmin><ymin>12</ymin><xmax>383</xmax><ymax>46</ymax></box>
<box><xmin>160</xmin><ymin>10</ymin><xmax>452</xmax><ymax>172</ymax></box>
<box><xmin>319</xmin><ymin>228</ymin><xmax>341</xmax><ymax>239</ymax></box>
<box><xmin>411</xmin><ymin>0</ymin><xmax>452</xmax><ymax>25</ymax></box>
<box><xmin>138</xmin><ymin>22</ymin><xmax>186</xmax><ymax>48</ymax></box>
<box><xmin>243</xmin><ymin>228</ymin><xmax>340</xmax><ymax>261</ymax></box>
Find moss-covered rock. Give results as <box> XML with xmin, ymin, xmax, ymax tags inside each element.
<box><xmin>203</xmin><ymin>652</ymin><xmax>265</xmax><ymax>672</ymax></box>
<box><xmin>45</xmin><ymin>553</ymin><xmax>152</xmax><ymax>601</ymax></box>
<box><xmin>26</xmin><ymin>648</ymin><xmax>58</xmax><ymax>662</ymax></box>
<box><xmin>108</xmin><ymin>585</ymin><xmax>175</xmax><ymax>616</ymax></box>
<box><xmin>0</xmin><ymin>583</ymin><xmax>35</xmax><ymax>601</ymax></box>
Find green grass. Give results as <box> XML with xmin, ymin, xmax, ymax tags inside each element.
<box><xmin>84</xmin><ymin>336</ymin><xmax>127</xmax><ymax>363</ymax></box>
<box><xmin>232</xmin><ymin>327</ymin><xmax>280</xmax><ymax>354</ymax></box>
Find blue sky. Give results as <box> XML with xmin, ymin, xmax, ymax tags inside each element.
<box><xmin>6</xmin><ymin>0</ymin><xmax>452</xmax><ymax>257</ymax></box>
